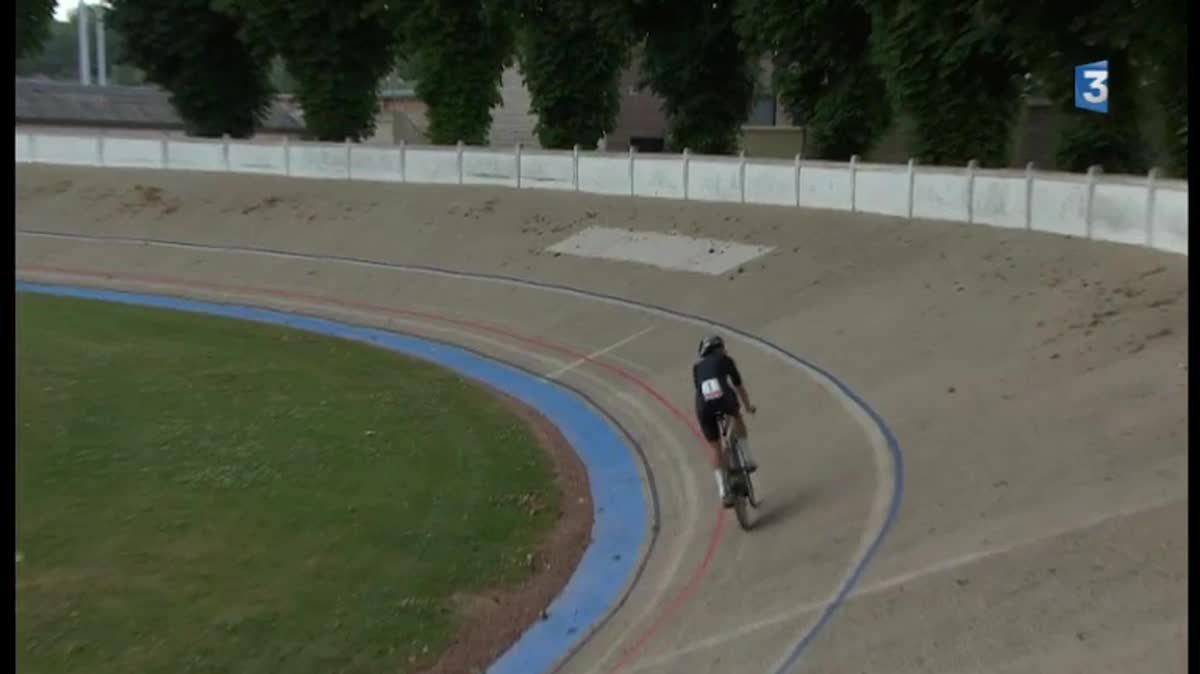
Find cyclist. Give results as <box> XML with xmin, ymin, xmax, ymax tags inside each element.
<box><xmin>693</xmin><ymin>334</ymin><xmax>757</xmax><ymax>507</ymax></box>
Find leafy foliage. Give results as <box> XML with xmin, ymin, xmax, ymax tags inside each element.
<box><xmin>736</xmin><ymin>0</ymin><xmax>890</xmax><ymax>160</ymax></box>
<box><xmin>16</xmin><ymin>0</ymin><xmax>57</xmax><ymax>62</ymax></box>
<box><xmin>229</xmin><ymin>0</ymin><xmax>397</xmax><ymax>142</ymax></box>
<box><xmin>109</xmin><ymin>0</ymin><xmax>274</xmax><ymax>138</ymax></box>
<box><xmin>515</xmin><ymin>0</ymin><xmax>631</xmax><ymax>150</ymax></box>
<box><xmin>399</xmin><ymin>0</ymin><xmax>516</xmax><ymax>146</ymax></box>
<box><xmin>865</xmin><ymin>0</ymin><xmax>1023</xmax><ymax>166</ymax></box>
<box><xmin>1156</xmin><ymin>58</ymin><xmax>1188</xmax><ymax>178</ymax></box>
<box><xmin>631</xmin><ymin>0</ymin><xmax>757</xmax><ymax>154</ymax></box>
<box><xmin>977</xmin><ymin>0</ymin><xmax>1150</xmax><ymax>173</ymax></box>
<box><xmin>56</xmin><ymin>0</ymin><xmax>1188</xmax><ymax>173</ymax></box>
<box><xmin>1052</xmin><ymin>52</ymin><xmax>1147</xmax><ymax>173</ymax></box>
<box><xmin>1137</xmin><ymin>0</ymin><xmax>1187</xmax><ymax>177</ymax></box>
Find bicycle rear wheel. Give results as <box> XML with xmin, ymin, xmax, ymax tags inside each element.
<box><xmin>736</xmin><ymin>441</ymin><xmax>761</xmax><ymax>509</ymax></box>
<box><xmin>728</xmin><ymin>438</ymin><xmax>754</xmax><ymax>531</ymax></box>
<box><xmin>733</xmin><ymin>488</ymin><xmax>752</xmax><ymax>530</ymax></box>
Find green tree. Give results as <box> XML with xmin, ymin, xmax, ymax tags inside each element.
<box><xmin>864</xmin><ymin>0</ymin><xmax>1024</xmax><ymax>167</ymax></box>
<box><xmin>1155</xmin><ymin>57</ymin><xmax>1187</xmax><ymax>178</ymax></box>
<box><xmin>16</xmin><ymin>0</ymin><xmax>57</xmax><ymax>61</ymax></box>
<box><xmin>229</xmin><ymin>0</ymin><xmax>397</xmax><ymax>142</ymax></box>
<box><xmin>633</xmin><ymin>0</ymin><xmax>757</xmax><ymax>154</ymax></box>
<box><xmin>399</xmin><ymin>0</ymin><xmax>515</xmax><ymax>145</ymax></box>
<box><xmin>1052</xmin><ymin>52</ymin><xmax>1147</xmax><ymax>173</ymax></box>
<box><xmin>978</xmin><ymin>0</ymin><xmax>1151</xmax><ymax>173</ymax></box>
<box><xmin>109</xmin><ymin>0</ymin><xmax>275</xmax><ymax>138</ymax></box>
<box><xmin>1136</xmin><ymin>0</ymin><xmax>1186</xmax><ymax>177</ymax></box>
<box><xmin>269</xmin><ymin>57</ymin><xmax>408</xmax><ymax>97</ymax></box>
<box><xmin>736</xmin><ymin>0</ymin><xmax>890</xmax><ymax>160</ymax></box>
<box><xmin>515</xmin><ymin>0</ymin><xmax>631</xmax><ymax>149</ymax></box>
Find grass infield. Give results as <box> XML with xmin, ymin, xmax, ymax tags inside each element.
<box><xmin>16</xmin><ymin>293</ymin><xmax>560</xmax><ymax>674</ymax></box>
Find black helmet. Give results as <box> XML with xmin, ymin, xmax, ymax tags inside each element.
<box><xmin>698</xmin><ymin>334</ymin><xmax>724</xmax><ymax>357</ymax></box>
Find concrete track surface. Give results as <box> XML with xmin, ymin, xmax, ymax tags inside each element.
<box><xmin>16</xmin><ymin>165</ymin><xmax>1188</xmax><ymax>674</ymax></box>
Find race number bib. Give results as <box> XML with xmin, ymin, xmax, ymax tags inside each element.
<box><xmin>700</xmin><ymin>378</ymin><xmax>724</xmax><ymax>401</ymax></box>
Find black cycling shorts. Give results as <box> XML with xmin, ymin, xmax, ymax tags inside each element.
<box><xmin>696</xmin><ymin>395</ymin><xmax>741</xmax><ymax>443</ymax></box>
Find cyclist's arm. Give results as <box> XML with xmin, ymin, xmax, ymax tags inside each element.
<box><xmin>724</xmin><ymin>356</ymin><xmax>755</xmax><ymax>411</ymax></box>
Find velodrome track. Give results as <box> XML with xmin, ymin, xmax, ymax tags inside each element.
<box><xmin>16</xmin><ymin>164</ymin><xmax>1188</xmax><ymax>674</ymax></box>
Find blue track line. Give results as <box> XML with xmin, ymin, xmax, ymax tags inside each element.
<box><xmin>16</xmin><ymin>281</ymin><xmax>649</xmax><ymax>674</ymax></box>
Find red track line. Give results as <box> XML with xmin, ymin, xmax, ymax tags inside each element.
<box><xmin>19</xmin><ymin>263</ymin><xmax>727</xmax><ymax>673</ymax></box>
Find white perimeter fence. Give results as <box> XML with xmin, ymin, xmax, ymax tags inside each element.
<box><xmin>15</xmin><ymin>131</ymin><xmax>1188</xmax><ymax>256</ymax></box>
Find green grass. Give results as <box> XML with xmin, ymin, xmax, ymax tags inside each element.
<box><xmin>16</xmin><ymin>293</ymin><xmax>559</xmax><ymax>674</ymax></box>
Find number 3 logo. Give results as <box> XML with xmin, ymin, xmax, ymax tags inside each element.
<box><xmin>1075</xmin><ymin>60</ymin><xmax>1109</xmax><ymax>113</ymax></box>
<box><xmin>1082</xmin><ymin>69</ymin><xmax>1108</xmax><ymax>104</ymax></box>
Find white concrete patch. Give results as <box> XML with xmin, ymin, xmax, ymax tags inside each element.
<box><xmin>546</xmin><ymin>226</ymin><xmax>774</xmax><ymax>276</ymax></box>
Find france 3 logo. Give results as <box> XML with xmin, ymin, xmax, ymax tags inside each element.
<box><xmin>1074</xmin><ymin>60</ymin><xmax>1109</xmax><ymax>113</ymax></box>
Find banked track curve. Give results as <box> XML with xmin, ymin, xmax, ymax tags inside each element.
<box><xmin>16</xmin><ymin>228</ymin><xmax>905</xmax><ymax>674</ymax></box>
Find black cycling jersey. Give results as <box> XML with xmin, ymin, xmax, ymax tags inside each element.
<box><xmin>692</xmin><ymin>352</ymin><xmax>743</xmax><ymax>407</ymax></box>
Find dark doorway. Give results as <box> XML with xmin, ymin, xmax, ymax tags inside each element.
<box><xmin>630</xmin><ymin>136</ymin><xmax>665</xmax><ymax>152</ymax></box>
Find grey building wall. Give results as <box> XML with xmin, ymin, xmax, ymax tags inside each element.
<box><xmin>489</xmin><ymin>66</ymin><xmax>540</xmax><ymax>148</ymax></box>
<box><xmin>486</xmin><ymin>60</ymin><xmax>669</xmax><ymax>152</ymax></box>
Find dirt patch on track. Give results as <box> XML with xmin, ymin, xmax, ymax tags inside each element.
<box><xmin>416</xmin><ymin>381</ymin><xmax>595</xmax><ymax>674</ymax></box>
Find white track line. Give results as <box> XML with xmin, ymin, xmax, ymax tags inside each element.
<box><xmin>627</xmin><ymin>494</ymin><xmax>1186</xmax><ymax>672</ymax></box>
<box><xmin>545</xmin><ymin>327</ymin><xmax>656</xmax><ymax>379</ymax></box>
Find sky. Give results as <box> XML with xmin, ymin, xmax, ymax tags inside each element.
<box><xmin>54</xmin><ymin>1</ymin><xmax>106</xmax><ymax>22</ymax></box>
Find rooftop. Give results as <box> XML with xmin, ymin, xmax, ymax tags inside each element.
<box><xmin>15</xmin><ymin>77</ymin><xmax>305</xmax><ymax>132</ymax></box>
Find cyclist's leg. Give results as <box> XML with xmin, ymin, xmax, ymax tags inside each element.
<box><xmin>725</xmin><ymin>400</ymin><xmax>757</xmax><ymax>471</ymax></box>
<box><xmin>733</xmin><ymin>412</ymin><xmax>749</xmax><ymax>439</ymax></box>
<box><xmin>725</xmin><ymin>396</ymin><xmax>751</xmax><ymax>439</ymax></box>
<box><xmin>697</xmin><ymin>403</ymin><xmax>732</xmax><ymax>505</ymax></box>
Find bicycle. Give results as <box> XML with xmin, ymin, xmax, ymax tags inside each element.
<box><xmin>716</xmin><ymin>409</ymin><xmax>761</xmax><ymax>531</ymax></box>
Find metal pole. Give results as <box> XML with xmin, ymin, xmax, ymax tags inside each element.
<box><xmin>95</xmin><ymin>5</ymin><xmax>107</xmax><ymax>86</ymax></box>
<box><xmin>77</xmin><ymin>2</ymin><xmax>92</xmax><ymax>85</ymax></box>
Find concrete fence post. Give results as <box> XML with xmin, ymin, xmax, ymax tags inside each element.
<box><xmin>572</xmin><ymin>144</ymin><xmax>580</xmax><ymax>192</ymax></box>
<box><xmin>966</xmin><ymin>159</ymin><xmax>979</xmax><ymax>224</ymax></box>
<box><xmin>344</xmin><ymin>138</ymin><xmax>353</xmax><ymax>180</ymax></box>
<box><xmin>456</xmin><ymin>140</ymin><xmax>464</xmax><ymax>185</ymax></box>
<box><xmin>738</xmin><ymin>150</ymin><xmax>747</xmax><ymax>204</ymax></box>
<box><xmin>628</xmin><ymin>145</ymin><xmax>636</xmax><ymax>196</ymax></box>
<box><xmin>28</xmin><ymin>133</ymin><xmax>38</xmax><ymax>164</ymax></box>
<box><xmin>905</xmin><ymin>158</ymin><xmax>916</xmax><ymax>219</ymax></box>
<box><xmin>221</xmin><ymin>134</ymin><xmax>231</xmax><ymax>171</ymax></box>
<box><xmin>96</xmin><ymin>134</ymin><xmax>105</xmax><ymax>167</ymax></box>
<box><xmin>160</xmin><ymin>133</ymin><xmax>169</xmax><ymax>169</ymax></box>
<box><xmin>849</xmin><ymin>154</ymin><xmax>860</xmax><ymax>212</ymax></box>
<box><xmin>1024</xmin><ymin>162</ymin><xmax>1035</xmax><ymax>230</ymax></box>
<box><xmin>682</xmin><ymin>148</ymin><xmax>691</xmax><ymax>201</ymax></box>
<box><xmin>515</xmin><ymin>143</ymin><xmax>523</xmax><ymax>189</ymax></box>
<box><xmin>1145</xmin><ymin>167</ymin><xmax>1160</xmax><ymax>248</ymax></box>
<box><xmin>399</xmin><ymin>140</ymin><xmax>407</xmax><ymax>183</ymax></box>
<box><xmin>1084</xmin><ymin>164</ymin><xmax>1101</xmax><ymax>238</ymax></box>
<box><xmin>794</xmin><ymin>154</ymin><xmax>803</xmax><ymax>208</ymax></box>
<box><xmin>282</xmin><ymin>136</ymin><xmax>291</xmax><ymax>176</ymax></box>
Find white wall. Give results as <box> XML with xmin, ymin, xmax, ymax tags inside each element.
<box><xmin>13</xmin><ymin>131</ymin><xmax>1188</xmax><ymax>257</ymax></box>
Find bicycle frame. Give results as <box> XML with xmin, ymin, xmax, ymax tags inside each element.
<box><xmin>716</xmin><ymin>410</ymin><xmax>758</xmax><ymax>529</ymax></box>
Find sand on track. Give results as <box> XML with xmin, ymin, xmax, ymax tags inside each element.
<box><xmin>17</xmin><ymin>164</ymin><xmax>1188</xmax><ymax>674</ymax></box>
